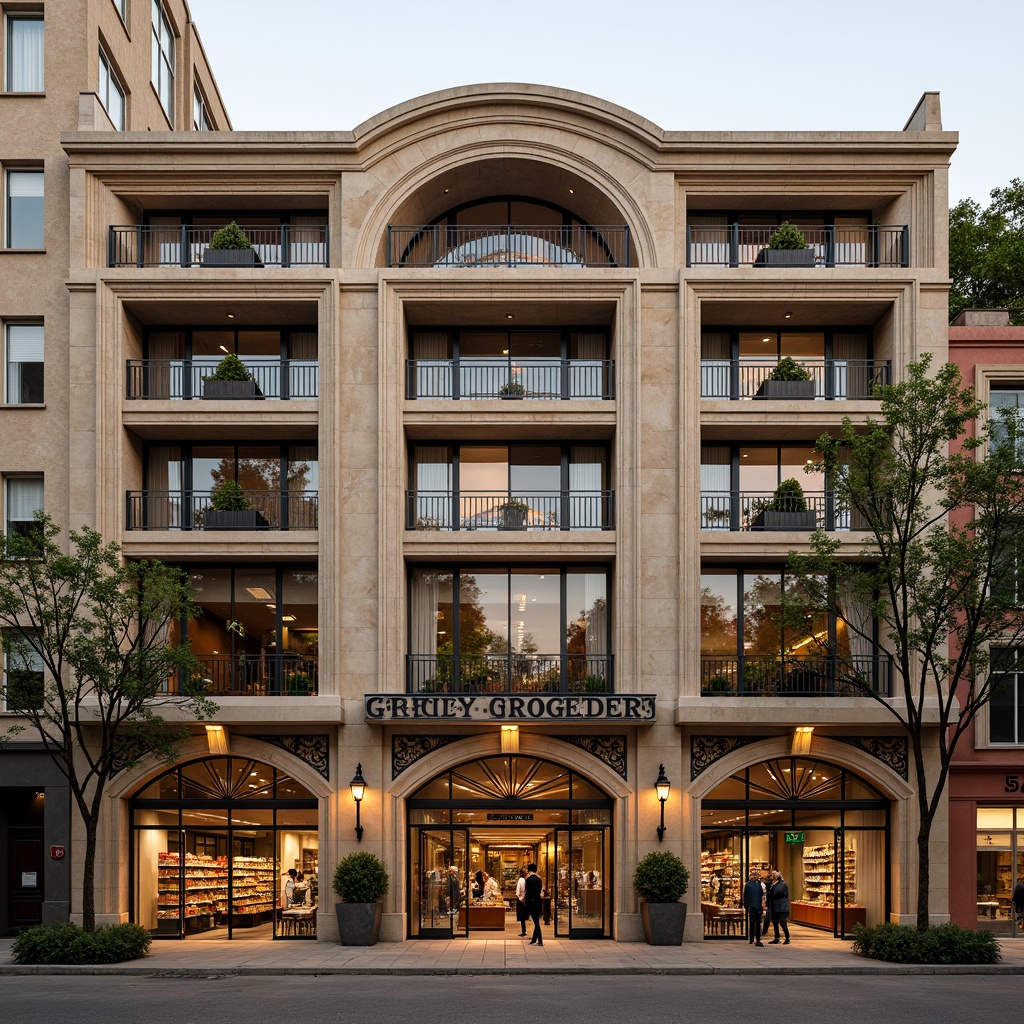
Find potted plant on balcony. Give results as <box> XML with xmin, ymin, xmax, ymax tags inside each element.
<box><xmin>702</xmin><ymin>673</ymin><xmax>733</xmax><ymax>695</ymax></box>
<box><xmin>201</xmin><ymin>351</ymin><xmax>264</xmax><ymax>400</ymax></box>
<box><xmin>203</xmin><ymin>479</ymin><xmax>269</xmax><ymax>531</ymax></box>
<box><xmin>202</xmin><ymin>220</ymin><xmax>263</xmax><ymax>268</ymax></box>
<box><xmin>286</xmin><ymin>670</ymin><xmax>312</xmax><ymax>696</ymax></box>
<box><xmin>498</xmin><ymin>380</ymin><xmax>526</xmax><ymax>398</ymax></box>
<box><xmin>333</xmin><ymin>852</ymin><xmax>389</xmax><ymax>945</ymax></box>
<box><xmin>496</xmin><ymin>499</ymin><xmax>529</xmax><ymax>530</ymax></box>
<box><xmin>634</xmin><ymin>850</ymin><xmax>689</xmax><ymax>945</ymax></box>
<box><xmin>754</xmin><ymin>220</ymin><xmax>816</xmax><ymax>268</ymax></box>
<box><xmin>754</xmin><ymin>356</ymin><xmax>815</xmax><ymax>401</ymax></box>
<box><xmin>752</xmin><ymin>477</ymin><xmax>818</xmax><ymax>532</ymax></box>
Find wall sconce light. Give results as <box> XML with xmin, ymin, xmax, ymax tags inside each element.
<box><xmin>655</xmin><ymin>764</ymin><xmax>671</xmax><ymax>842</ymax></box>
<box><xmin>792</xmin><ymin>726</ymin><xmax>814</xmax><ymax>755</ymax></box>
<box><xmin>205</xmin><ymin>724</ymin><xmax>229</xmax><ymax>755</ymax></box>
<box><xmin>350</xmin><ymin>763</ymin><xmax>366</xmax><ymax>842</ymax></box>
<box><xmin>501</xmin><ymin>725</ymin><xmax>520</xmax><ymax>753</ymax></box>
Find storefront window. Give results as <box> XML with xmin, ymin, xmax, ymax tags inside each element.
<box><xmin>976</xmin><ymin>807</ymin><xmax>1024</xmax><ymax>935</ymax></box>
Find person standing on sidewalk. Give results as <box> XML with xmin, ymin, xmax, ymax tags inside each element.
<box><xmin>742</xmin><ymin>868</ymin><xmax>765</xmax><ymax>946</ymax></box>
<box><xmin>525</xmin><ymin>862</ymin><xmax>544</xmax><ymax>945</ymax></box>
<box><xmin>515</xmin><ymin>866</ymin><xmax>529</xmax><ymax>936</ymax></box>
<box><xmin>767</xmin><ymin>870</ymin><xmax>791</xmax><ymax>944</ymax></box>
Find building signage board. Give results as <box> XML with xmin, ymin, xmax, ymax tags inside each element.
<box><xmin>364</xmin><ymin>693</ymin><xmax>656</xmax><ymax>722</ymax></box>
<box><xmin>785</xmin><ymin>832</ymin><xmax>805</xmax><ymax>844</ymax></box>
<box><xmin>487</xmin><ymin>813</ymin><xmax>534</xmax><ymax>821</ymax></box>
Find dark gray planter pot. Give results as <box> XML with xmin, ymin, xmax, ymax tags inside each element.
<box><xmin>754</xmin><ymin>248</ymin><xmax>816</xmax><ymax>267</ymax></box>
<box><xmin>754</xmin><ymin>379</ymin><xmax>815</xmax><ymax>400</ymax></box>
<box><xmin>752</xmin><ymin>510</ymin><xmax>818</xmax><ymax>531</ymax></box>
<box><xmin>201</xmin><ymin>380</ymin><xmax>264</xmax><ymax>400</ymax></box>
<box><xmin>640</xmin><ymin>901</ymin><xmax>687</xmax><ymax>945</ymax></box>
<box><xmin>336</xmin><ymin>901</ymin><xmax>383</xmax><ymax>946</ymax></box>
<box><xmin>203</xmin><ymin>509</ymin><xmax>269</xmax><ymax>531</ymax></box>
<box><xmin>202</xmin><ymin>248</ymin><xmax>264</xmax><ymax>268</ymax></box>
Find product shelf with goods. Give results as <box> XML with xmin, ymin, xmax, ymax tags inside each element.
<box><xmin>155</xmin><ymin>852</ymin><xmax>227</xmax><ymax>933</ymax></box>
<box><xmin>231</xmin><ymin>855</ymin><xmax>276</xmax><ymax>926</ymax></box>
<box><xmin>699</xmin><ymin>849</ymin><xmax>740</xmax><ymax>907</ymax></box>
<box><xmin>791</xmin><ymin>843</ymin><xmax>866</xmax><ymax>930</ymax></box>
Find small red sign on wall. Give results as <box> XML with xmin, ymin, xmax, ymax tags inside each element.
<box><xmin>49</xmin><ymin>846</ymin><xmax>65</xmax><ymax>860</ymax></box>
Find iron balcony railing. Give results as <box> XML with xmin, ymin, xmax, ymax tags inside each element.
<box><xmin>407</xmin><ymin>490</ymin><xmax>614</xmax><ymax>531</ymax></box>
<box><xmin>687</xmin><ymin>224</ymin><xmax>908</xmax><ymax>268</ymax></box>
<box><xmin>700</xmin><ymin>359</ymin><xmax>890</xmax><ymax>400</ymax></box>
<box><xmin>406</xmin><ymin>358</ymin><xmax>614</xmax><ymax>400</ymax></box>
<box><xmin>406</xmin><ymin>653</ymin><xmax>613</xmax><ymax>694</ymax></box>
<box><xmin>108</xmin><ymin>223</ymin><xmax>329</xmax><ymax>268</ymax></box>
<box><xmin>125</xmin><ymin>359</ymin><xmax>319</xmax><ymax>400</ymax></box>
<box><xmin>162</xmin><ymin>654</ymin><xmax>318</xmax><ymax>697</ymax></box>
<box><xmin>700</xmin><ymin>653</ymin><xmax>892</xmax><ymax>697</ymax></box>
<box><xmin>126</xmin><ymin>490</ymin><xmax>318</xmax><ymax>530</ymax></box>
<box><xmin>387</xmin><ymin>224</ymin><xmax>630</xmax><ymax>268</ymax></box>
<box><xmin>700</xmin><ymin>490</ymin><xmax>867</xmax><ymax>532</ymax></box>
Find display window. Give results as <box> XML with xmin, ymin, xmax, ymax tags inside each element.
<box><xmin>701</xmin><ymin>757</ymin><xmax>889</xmax><ymax>939</ymax></box>
<box><xmin>975</xmin><ymin>807</ymin><xmax>1024</xmax><ymax>936</ymax></box>
<box><xmin>131</xmin><ymin>756</ymin><xmax>318</xmax><ymax>940</ymax></box>
<box><xmin>407</xmin><ymin>755</ymin><xmax>611</xmax><ymax>939</ymax></box>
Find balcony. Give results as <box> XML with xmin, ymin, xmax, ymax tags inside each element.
<box><xmin>687</xmin><ymin>224</ymin><xmax>908</xmax><ymax>268</ymax></box>
<box><xmin>126</xmin><ymin>490</ymin><xmax>318</xmax><ymax>530</ymax></box>
<box><xmin>162</xmin><ymin>654</ymin><xmax>319</xmax><ymax>697</ymax></box>
<box><xmin>126</xmin><ymin>359</ymin><xmax>318</xmax><ymax>400</ymax></box>
<box><xmin>108</xmin><ymin>223</ymin><xmax>329</xmax><ymax>268</ymax></box>
<box><xmin>700</xmin><ymin>491</ymin><xmax>865</xmax><ymax>532</ymax></box>
<box><xmin>407</xmin><ymin>358</ymin><xmax>614</xmax><ymax>400</ymax></box>
<box><xmin>407</xmin><ymin>490</ymin><xmax>614</xmax><ymax>531</ymax></box>
<box><xmin>700</xmin><ymin>359</ymin><xmax>889</xmax><ymax>400</ymax></box>
<box><xmin>387</xmin><ymin>225</ymin><xmax>630</xmax><ymax>268</ymax></box>
<box><xmin>406</xmin><ymin>653</ymin><xmax>613</xmax><ymax>694</ymax></box>
<box><xmin>701</xmin><ymin>653</ymin><xmax>892</xmax><ymax>697</ymax></box>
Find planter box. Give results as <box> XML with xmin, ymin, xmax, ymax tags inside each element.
<box><xmin>202</xmin><ymin>248</ymin><xmax>264</xmax><ymax>268</ymax></box>
<box><xmin>754</xmin><ymin>248</ymin><xmax>816</xmax><ymax>267</ymax></box>
<box><xmin>751</xmin><ymin>510</ymin><xmax>818</xmax><ymax>531</ymax></box>
<box><xmin>336</xmin><ymin>901</ymin><xmax>383</xmax><ymax>946</ymax></box>
<box><xmin>754</xmin><ymin>379</ymin><xmax>815</xmax><ymax>400</ymax></box>
<box><xmin>640</xmin><ymin>900</ymin><xmax>687</xmax><ymax>945</ymax></box>
<box><xmin>201</xmin><ymin>380</ymin><xmax>264</xmax><ymax>400</ymax></box>
<box><xmin>203</xmin><ymin>509</ymin><xmax>270</xmax><ymax>531</ymax></box>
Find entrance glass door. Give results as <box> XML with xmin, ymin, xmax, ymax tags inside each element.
<box><xmin>553</xmin><ymin>829</ymin><xmax>605</xmax><ymax>937</ymax></box>
<box><xmin>414</xmin><ymin>827</ymin><xmax>469</xmax><ymax>937</ymax></box>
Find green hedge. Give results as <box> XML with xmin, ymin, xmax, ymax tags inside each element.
<box><xmin>11</xmin><ymin>921</ymin><xmax>152</xmax><ymax>965</ymax></box>
<box><xmin>853</xmin><ymin>922</ymin><xmax>1001</xmax><ymax>965</ymax></box>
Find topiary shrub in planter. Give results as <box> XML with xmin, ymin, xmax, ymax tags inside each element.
<box><xmin>204</xmin><ymin>478</ymin><xmax>269</xmax><ymax>531</ymax></box>
<box><xmin>634</xmin><ymin>850</ymin><xmax>690</xmax><ymax>945</ymax></box>
<box><xmin>755</xmin><ymin>220</ymin><xmax>815</xmax><ymax>267</ymax></box>
<box><xmin>201</xmin><ymin>351</ymin><xmax>264</xmax><ymax>400</ymax></box>
<box><xmin>333</xmin><ymin>851</ymin><xmax>390</xmax><ymax>945</ymax></box>
<box><xmin>753</xmin><ymin>477</ymin><xmax>817</xmax><ymax>532</ymax></box>
<box><xmin>756</xmin><ymin>355</ymin><xmax>815</xmax><ymax>400</ymax></box>
<box><xmin>12</xmin><ymin>921</ymin><xmax>152</xmax><ymax>965</ymax></box>
<box><xmin>202</xmin><ymin>220</ymin><xmax>263</xmax><ymax>267</ymax></box>
<box><xmin>496</xmin><ymin>499</ymin><xmax>529</xmax><ymax>530</ymax></box>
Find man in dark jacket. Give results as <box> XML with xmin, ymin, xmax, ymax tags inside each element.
<box><xmin>742</xmin><ymin>869</ymin><xmax>765</xmax><ymax>946</ymax></box>
<box><xmin>767</xmin><ymin>870</ymin><xmax>791</xmax><ymax>944</ymax></box>
<box><xmin>524</xmin><ymin>862</ymin><xmax>544</xmax><ymax>945</ymax></box>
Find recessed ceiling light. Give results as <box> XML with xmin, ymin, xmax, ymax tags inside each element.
<box><xmin>784</xmin><ymin>312</ymin><xmax>792</xmax><ymax>319</ymax></box>
<box><xmin>506</xmin><ymin>313</ymin><xmax>514</xmax><ymax>319</ymax></box>
<box><xmin>227</xmin><ymin>313</ymin><xmax>235</xmax><ymax>319</ymax></box>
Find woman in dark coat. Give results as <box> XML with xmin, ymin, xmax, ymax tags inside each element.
<box><xmin>515</xmin><ymin>866</ymin><xmax>529</xmax><ymax>936</ymax></box>
<box><xmin>767</xmin><ymin>870</ymin><xmax>791</xmax><ymax>944</ymax></box>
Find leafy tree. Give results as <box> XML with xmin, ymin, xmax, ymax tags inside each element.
<box><xmin>0</xmin><ymin>515</ymin><xmax>217</xmax><ymax>931</ymax></box>
<box><xmin>949</xmin><ymin>178</ymin><xmax>1024</xmax><ymax>324</ymax></box>
<box><xmin>788</xmin><ymin>357</ymin><xmax>1024</xmax><ymax>929</ymax></box>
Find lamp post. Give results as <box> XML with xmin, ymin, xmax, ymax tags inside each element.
<box><xmin>350</xmin><ymin>763</ymin><xmax>366</xmax><ymax>842</ymax></box>
<box><xmin>655</xmin><ymin>764</ymin><xmax>670</xmax><ymax>842</ymax></box>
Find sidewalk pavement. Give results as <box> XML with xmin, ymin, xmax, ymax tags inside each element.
<box><xmin>3</xmin><ymin>924</ymin><xmax>1024</xmax><ymax>976</ymax></box>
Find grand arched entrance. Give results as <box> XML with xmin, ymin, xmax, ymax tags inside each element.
<box><xmin>408</xmin><ymin>755</ymin><xmax>612</xmax><ymax>939</ymax></box>
<box><xmin>130</xmin><ymin>756</ymin><xmax>318</xmax><ymax>940</ymax></box>
<box><xmin>700</xmin><ymin>756</ymin><xmax>889</xmax><ymax>939</ymax></box>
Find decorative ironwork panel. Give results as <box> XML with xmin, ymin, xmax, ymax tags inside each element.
<box><xmin>838</xmin><ymin>736</ymin><xmax>908</xmax><ymax>780</ymax></box>
<box><xmin>690</xmin><ymin>735</ymin><xmax>768</xmax><ymax>780</ymax></box>
<box><xmin>555</xmin><ymin>736</ymin><xmax>627</xmax><ymax>779</ymax></box>
<box><xmin>393</xmin><ymin>734</ymin><xmax>464</xmax><ymax>779</ymax></box>
<box><xmin>252</xmin><ymin>734</ymin><xmax>329</xmax><ymax>779</ymax></box>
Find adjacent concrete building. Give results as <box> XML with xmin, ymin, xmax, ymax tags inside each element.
<box><xmin>2</xmin><ymin>1</ymin><xmax>964</xmax><ymax>942</ymax></box>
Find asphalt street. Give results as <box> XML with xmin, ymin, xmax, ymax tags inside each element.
<box><xmin>0</xmin><ymin>974</ymin><xmax>1019</xmax><ymax>1024</ymax></box>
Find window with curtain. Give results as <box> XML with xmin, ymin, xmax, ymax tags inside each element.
<box><xmin>5</xmin><ymin>323</ymin><xmax>43</xmax><ymax>403</ymax></box>
<box><xmin>700</xmin><ymin>446</ymin><xmax>731</xmax><ymax>528</ymax></box>
<box><xmin>5</xmin><ymin>169</ymin><xmax>44</xmax><ymax>248</ymax></box>
<box><xmin>700</xmin><ymin>331</ymin><xmax>731</xmax><ymax>398</ymax></box>
<box><xmin>151</xmin><ymin>0</ymin><xmax>175</xmax><ymax>121</ymax></box>
<box><xmin>5</xmin><ymin>15</ymin><xmax>43</xmax><ymax>92</ymax></box>
<box><xmin>991</xmin><ymin>386</ymin><xmax>1024</xmax><ymax>464</ymax></box>
<box><xmin>4</xmin><ymin>475</ymin><xmax>43</xmax><ymax>547</ymax></box>
<box><xmin>990</xmin><ymin>649</ymin><xmax>1024</xmax><ymax>745</ymax></box>
<box><xmin>193</xmin><ymin>83</ymin><xmax>211</xmax><ymax>130</ymax></box>
<box><xmin>99</xmin><ymin>51</ymin><xmax>125</xmax><ymax>130</ymax></box>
